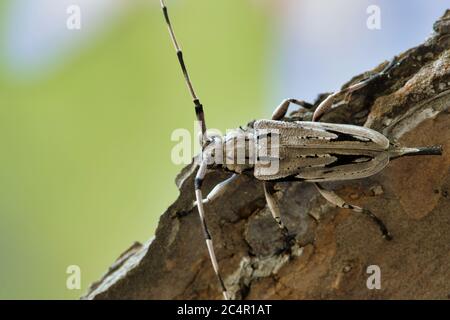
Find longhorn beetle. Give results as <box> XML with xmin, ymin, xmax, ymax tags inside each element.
<box><xmin>160</xmin><ymin>0</ymin><xmax>443</xmax><ymax>300</ymax></box>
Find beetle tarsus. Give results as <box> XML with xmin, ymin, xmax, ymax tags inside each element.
<box><xmin>276</xmin><ymin>231</ymin><xmax>297</xmax><ymax>255</ymax></box>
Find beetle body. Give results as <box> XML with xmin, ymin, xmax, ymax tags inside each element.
<box><xmin>253</xmin><ymin>120</ymin><xmax>390</xmax><ymax>182</ymax></box>
<box><xmin>215</xmin><ymin>118</ymin><xmax>440</xmax><ymax>182</ymax></box>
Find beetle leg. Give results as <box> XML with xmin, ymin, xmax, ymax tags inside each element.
<box><xmin>193</xmin><ymin>174</ymin><xmax>239</xmax><ymax>206</ymax></box>
<box><xmin>312</xmin><ymin>56</ymin><xmax>399</xmax><ymax>122</ymax></box>
<box><xmin>312</xmin><ymin>92</ymin><xmax>339</xmax><ymax>122</ymax></box>
<box><xmin>264</xmin><ymin>181</ymin><xmax>296</xmax><ymax>253</ymax></box>
<box><xmin>263</xmin><ymin>181</ymin><xmax>297</xmax><ymax>251</ymax></box>
<box><xmin>272</xmin><ymin>98</ymin><xmax>308</xmax><ymax>120</ymax></box>
<box><xmin>314</xmin><ymin>183</ymin><xmax>392</xmax><ymax>240</ymax></box>
<box><xmin>263</xmin><ymin>181</ymin><xmax>287</xmax><ymax>232</ymax></box>
<box><xmin>343</xmin><ymin>55</ymin><xmax>398</xmax><ymax>94</ymax></box>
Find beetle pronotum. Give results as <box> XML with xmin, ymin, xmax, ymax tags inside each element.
<box><xmin>160</xmin><ymin>0</ymin><xmax>443</xmax><ymax>300</ymax></box>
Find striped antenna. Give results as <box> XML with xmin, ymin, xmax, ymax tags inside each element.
<box><xmin>160</xmin><ymin>0</ymin><xmax>207</xmax><ymax>138</ymax></box>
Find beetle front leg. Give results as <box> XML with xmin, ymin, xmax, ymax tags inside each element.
<box><xmin>314</xmin><ymin>183</ymin><xmax>392</xmax><ymax>240</ymax></box>
<box><xmin>194</xmin><ymin>174</ymin><xmax>239</xmax><ymax>206</ymax></box>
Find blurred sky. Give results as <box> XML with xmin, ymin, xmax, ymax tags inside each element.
<box><xmin>3</xmin><ymin>0</ymin><xmax>131</xmax><ymax>76</ymax></box>
<box><xmin>0</xmin><ymin>0</ymin><xmax>447</xmax><ymax>299</ymax></box>
<box><xmin>268</xmin><ymin>0</ymin><xmax>449</xmax><ymax>107</ymax></box>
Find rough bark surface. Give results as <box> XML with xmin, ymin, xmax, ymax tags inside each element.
<box><xmin>84</xmin><ymin>11</ymin><xmax>450</xmax><ymax>300</ymax></box>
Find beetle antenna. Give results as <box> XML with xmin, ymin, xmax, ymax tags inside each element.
<box><xmin>160</xmin><ymin>0</ymin><xmax>207</xmax><ymax>139</ymax></box>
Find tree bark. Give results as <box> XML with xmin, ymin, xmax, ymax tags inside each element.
<box><xmin>84</xmin><ymin>10</ymin><xmax>450</xmax><ymax>300</ymax></box>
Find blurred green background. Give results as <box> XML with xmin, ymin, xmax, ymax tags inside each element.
<box><xmin>0</xmin><ymin>0</ymin><xmax>267</xmax><ymax>299</ymax></box>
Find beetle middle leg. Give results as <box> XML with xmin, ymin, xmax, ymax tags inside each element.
<box><xmin>314</xmin><ymin>183</ymin><xmax>392</xmax><ymax>240</ymax></box>
<box><xmin>263</xmin><ymin>181</ymin><xmax>296</xmax><ymax>252</ymax></box>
